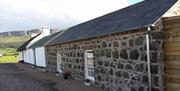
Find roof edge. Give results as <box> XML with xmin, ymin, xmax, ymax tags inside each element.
<box><xmin>45</xmin><ymin>25</ymin><xmax>153</xmax><ymax>47</ymax></box>
<box><xmin>16</xmin><ymin>33</ymin><xmax>41</xmax><ymax>52</ymax></box>
<box><xmin>44</xmin><ymin>30</ymin><xmax>66</xmax><ymax>46</ymax></box>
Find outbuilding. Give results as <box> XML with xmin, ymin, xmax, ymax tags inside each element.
<box><xmin>45</xmin><ymin>0</ymin><xmax>180</xmax><ymax>91</ymax></box>
<box><xmin>17</xmin><ymin>28</ymin><xmax>51</xmax><ymax>65</ymax></box>
<box><xmin>17</xmin><ymin>33</ymin><xmax>40</xmax><ymax>62</ymax></box>
<box><xmin>28</xmin><ymin>31</ymin><xmax>62</xmax><ymax>67</ymax></box>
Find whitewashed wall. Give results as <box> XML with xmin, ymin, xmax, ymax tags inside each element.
<box><xmin>21</xmin><ymin>28</ymin><xmax>50</xmax><ymax>66</ymax></box>
<box><xmin>23</xmin><ymin>49</ymin><xmax>34</xmax><ymax>65</ymax></box>
<box><xmin>26</xmin><ymin>28</ymin><xmax>51</xmax><ymax>48</ymax></box>
<box><xmin>19</xmin><ymin>52</ymin><xmax>23</xmax><ymax>61</ymax></box>
<box><xmin>35</xmin><ymin>47</ymin><xmax>46</xmax><ymax>67</ymax></box>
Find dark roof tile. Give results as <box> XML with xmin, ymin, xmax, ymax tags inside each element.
<box><xmin>17</xmin><ymin>33</ymin><xmax>41</xmax><ymax>51</ymax></box>
<box><xmin>47</xmin><ymin>0</ymin><xmax>178</xmax><ymax>46</ymax></box>
<box><xmin>28</xmin><ymin>31</ymin><xmax>62</xmax><ymax>48</ymax></box>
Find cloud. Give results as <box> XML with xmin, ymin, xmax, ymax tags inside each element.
<box><xmin>0</xmin><ymin>0</ymin><xmax>131</xmax><ymax>32</ymax></box>
<box><xmin>62</xmin><ymin>0</ymin><xmax>130</xmax><ymax>21</ymax></box>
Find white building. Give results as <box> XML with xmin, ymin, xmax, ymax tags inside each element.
<box><xmin>17</xmin><ymin>28</ymin><xmax>63</xmax><ymax>67</ymax></box>
<box><xmin>17</xmin><ymin>27</ymin><xmax>51</xmax><ymax>65</ymax></box>
<box><xmin>17</xmin><ymin>33</ymin><xmax>40</xmax><ymax>62</ymax></box>
<box><xmin>27</xmin><ymin>31</ymin><xmax>62</xmax><ymax>67</ymax></box>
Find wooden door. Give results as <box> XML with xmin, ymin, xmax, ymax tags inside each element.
<box><xmin>163</xmin><ymin>16</ymin><xmax>180</xmax><ymax>91</ymax></box>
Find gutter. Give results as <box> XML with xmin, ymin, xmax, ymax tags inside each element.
<box><xmin>146</xmin><ymin>25</ymin><xmax>154</xmax><ymax>91</ymax></box>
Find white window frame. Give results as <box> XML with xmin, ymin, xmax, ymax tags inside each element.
<box><xmin>84</xmin><ymin>50</ymin><xmax>95</xmax><ymax>81</ymax></box>
<box><xmin>57</xmin><ymin>53</ymin><xmax>62</xmax><ymax>73</ymax></box>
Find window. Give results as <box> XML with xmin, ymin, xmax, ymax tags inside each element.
<box><xmin>85</xmin><ymin>50</ymin><xmax>95</xmax><ymax>81</ymax></box>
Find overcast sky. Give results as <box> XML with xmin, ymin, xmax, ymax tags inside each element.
<box><xmin>0</xmin><ymin>0</ymin><xmax>142</xmax><ymax>32</ymax></box>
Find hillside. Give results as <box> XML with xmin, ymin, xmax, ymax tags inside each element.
<box><xmin>0</xmin><ymin>29</ymin><xmax>40</xmax><ymax>37</ymax></box>
<box><xmin>0</xmin><ymin>36</ymin><xmax>31</xmax><ymax>63</ymax></box>
<box><xmin>0</xmin><ymin>36</ymin><xmax>31</xmax><ymax>48</ymax></box>
<box><xmin>0</xmin><ymin>29</ymin><xmax>59</xmax><ymax>37</ymax></box>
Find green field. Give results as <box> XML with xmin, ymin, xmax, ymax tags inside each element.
<box><xmin>0</xmin><ymin>36</ymin><xmax>30</xmax><ymax>48</ymax></box>
<box><xmin>0</xmin><ymin>36</ymin><xmax>30</xmax><ymax>43</ymax></box>
<box><xmin>0</xmin><ymin>48</ymin><xmax>19</xmax><ymax>63</ymax></box>
<box><xmin>0</xmin><ymin>56</ymin><xmax>19</xmax><ymax>63</ymax></box>
<box><xmin>0</xmin><ymin>36</ymin><xmax>30</xmax><ymax>63</ymax></box>
<box><xmin>0</xmin><ymin>48</ymin><xmax>18</xmax><ymax>55</ymax></box>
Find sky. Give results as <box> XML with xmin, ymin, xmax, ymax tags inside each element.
<box><xmin>0</xmin><ymin>0</ymin><xmax>142</xmax><ymax>32</ymax></box>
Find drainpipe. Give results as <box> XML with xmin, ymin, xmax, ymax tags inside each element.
<box><xmin>33</xmin><ymin>48</ymin><xmax>36</xmax><ymax>68</ymax></box>
<box><xmin>146</xmin><ymin>26</ymin><xmax>151</xmax><ymax>91</ymax></box>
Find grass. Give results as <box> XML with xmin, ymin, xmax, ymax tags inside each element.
<box><xmin>0</xmin><ymin>56</ymin><xmax>19</xmax><ymax>63</ymax></box>
<box><xmin>0</xmin><ymin>48</ymin><xmax>18</xmax><ymax>55</ymax></box>
<box><xmin>0</xmin><ymin>36</ymin><xmax>31</xmax><ymax>48</ymax></box>
<box><xmin>0</xmin><ymin>36</ymin><xmax>30</xmax><ymax>43</ymax></box>
<box><xmin>0</xmin><ymin>36</ymin><xmax>30</xmax><ymax>63</ymax></box>
<box><xmin>0</xmin><ymin>48</ymin><xmax>19</xmax><ymax>63</ymax></box>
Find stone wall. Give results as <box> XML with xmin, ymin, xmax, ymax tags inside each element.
<box><xmin>45</xmin><ymin>20</ymin><xmax>164</xmax><ymax>91</ymax></box>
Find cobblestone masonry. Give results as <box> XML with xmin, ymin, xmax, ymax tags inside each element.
<box><xmin>45</xmin><ymin>19</ymin><xmax>165</xmax><ymax>91</ymax></box>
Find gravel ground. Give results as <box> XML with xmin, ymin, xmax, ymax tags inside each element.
<box><xmin>0</xmin><ymin>64</ymin><xmax>59</xmax><ymax>91</ymax></box>
<box><xmin>0</xmin><ymin>63</ymin><xmax>106</xmax><ymax>91</ymax></box>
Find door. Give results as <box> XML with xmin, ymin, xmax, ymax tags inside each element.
<box><xmin>35</xmin><ymin>47</ymin><xmax>46</xmax><ymax>67</ymax></box>
<box><xmin>85</xmin><ymin>50</ymin><xmax>95</xmax><ymax>81</ymax></box>
<box><xmin>57</xmin><ymin>53</ymin><xmax>62</xmax><ymax>73</ymax></box>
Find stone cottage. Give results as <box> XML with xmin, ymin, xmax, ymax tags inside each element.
<box><xmin>45</xmin><ymin>0</ymin><xmax>180</xmax><ymax>91</ymax></box>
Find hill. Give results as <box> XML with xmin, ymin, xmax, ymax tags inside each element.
<box><xmin>0</xmin><ymin>29</ymin><xmax>40</xmax><ymax>37</ymax></box>
<box><xmin>0</xmin><ymin>36</ymin><xmax>31</xmax><ymax>63</ymax></box>
<box><xmin>0</xmin><ymin>36</ymin><xmax>31</xmax><ymax>48</ymax></box>
<box><xmin>0</xmin><ymin>29</ymin><xmax>59</xmax><ymax>37</ymax></box>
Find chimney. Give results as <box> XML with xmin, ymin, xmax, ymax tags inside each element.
<box><xmin>41</xmin><ymin>26</ymin><xmax>50</xmax><ymax>36</ymax></box>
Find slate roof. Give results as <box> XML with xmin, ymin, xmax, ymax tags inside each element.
<box><xmin>17</xmin><ymin>33</ymin><xmax>41</xmax><ymax>52</ymax></box>
<box><xmin>28</xmin><ymin>31</ymin><xmax>62</xmax><ymax>49</ymax></box>
<box><xmin>46</xmin><ymin>0</ymin><xmax>178</xmax><ymax>46</ymax></box>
